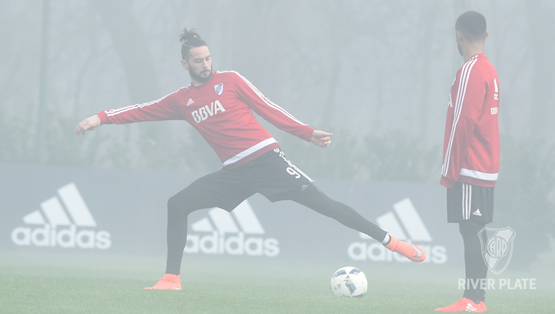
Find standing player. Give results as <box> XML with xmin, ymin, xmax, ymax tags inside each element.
<box><xmin>435</xmin><ymin>11</ymin><xmax>499</xmax><ymax>313</ymax></box>
<box><xmin>75</xmin><ymin>28</ymin><xmax>426</xmax><ymax>290</ymax></box>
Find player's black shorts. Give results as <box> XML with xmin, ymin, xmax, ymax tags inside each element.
<box><xmin>179</xmin><ymin>148</ymin><xmax>315</xmax><ymax>211</ymax></box>
<box><xmin>447</xmin><ymin>182</ymin><xmax>494</xmax><ymax>223</ymax></box>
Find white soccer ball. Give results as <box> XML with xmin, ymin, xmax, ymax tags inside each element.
<box><xmin>330</xmin><ymin>266</ymin><xmax>367</xmax><ymax>298</ymax></box>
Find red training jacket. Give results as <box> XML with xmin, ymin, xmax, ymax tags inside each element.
<box><xmin>97</xmin><ymin>71</ymin><xmax>315</xmax><ymax>168</ymax></box>
<box><xmin>441</xmin><ymin>53</ymin><xmax>500</xmax><ymax>189</ymax></box>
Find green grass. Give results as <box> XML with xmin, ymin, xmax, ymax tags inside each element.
<box><xmin>1</xmin><ymin>251</ymin><xmax>554</xmax><ymax>314</ymax></box>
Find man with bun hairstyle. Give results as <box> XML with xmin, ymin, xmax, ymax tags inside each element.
<box><xmin>75</xmin><ymin>28</ymin><xmax>427</xmax><ymax>291</ymax></box>
<box><xmin>435</xmin><ymin>11</ymin><xmax>500</xmax><ymax>313</ymax></box>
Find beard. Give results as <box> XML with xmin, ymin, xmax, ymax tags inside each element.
<box><xmin>189</xmin><ymin>66</ymin><xmax>213</xmax><ymax>84</ymax></box>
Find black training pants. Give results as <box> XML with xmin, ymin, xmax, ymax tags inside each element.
<box><xmin>459</xmin><ymin>219</ymin><xmax>488</xmax><ymax>303</ymax></box>
<box><xmin>164</xmin><ymin>183</ymin><xmax>386</xmax><ymax>275</ymax></box>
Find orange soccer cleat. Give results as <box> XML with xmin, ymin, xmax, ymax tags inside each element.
<box><xmin>435</xmin><ymin>298</ymin><xmax>487</xmax><ymax>312</ymax></box>
<box><xmin>384</xmin><ymin>235</ymin><xmax>426</xmax><ymax>262</ymax></box>
<box><xmin>144</xmin><ymin>274</ymin><xmax>182</xmax><ymax>290</ymax></box>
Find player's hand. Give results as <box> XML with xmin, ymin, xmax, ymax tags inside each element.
<box><xmin>310</xmin><ymin>130</ymin><xmax>333</xmax><ymax>148</ymax></box>
<box><xmin>75</xmin><ymin>115</ymin><xmax>101</xmax><ymax>135</ymax></box>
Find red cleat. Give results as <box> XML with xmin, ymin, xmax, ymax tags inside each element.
<box><xmin>144</xmin><ymin>274</ymin><xmax>182</xmax><ymax>290</ymax></box>
<box><xmin>435</xmin><ymin>298</ymin><xmax>487</xmax><ymax>312</ymax></box>
<box><xmin>384</xmin><ymin>235</ymin><xmax>426</xmax><ymax>262</ymax></box>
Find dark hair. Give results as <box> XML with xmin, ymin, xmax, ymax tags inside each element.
<box><xmin>179</xmin><ymin>28</ymin><xmax>208</xmax><ymax>60</ymax></box>
<box><xmin>455</xmin><ymin>11</ymin><xmax>487</xmax><ymax>42</ymax></box>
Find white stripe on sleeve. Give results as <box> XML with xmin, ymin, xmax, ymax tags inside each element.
<box><xmin>442</xmin><ymin>56</ymin><xmax>478</xmax><ymax>177</ymax></box>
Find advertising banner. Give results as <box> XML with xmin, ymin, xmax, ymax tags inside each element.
<box><xmin>0</xmin><ymin>164</ymin><xmax>462</xmax><ymax>265</ymax></box>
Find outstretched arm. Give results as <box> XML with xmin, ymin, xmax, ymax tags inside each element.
<box><xmin>232</xmin><ymin>72</ymin><xmax>315</xmax><ymax>142</ymax></box>
<box><xmin>75</xmin><ymin>114</ymin><xmax>101</xmax><ymax>135</ymax></box>
<box><xmin>75</xmin><ymin>90</ymin><xmax>182</xmax><ymax>136</ymax></box>
<box><xmin>311</xmin><ymin>130</ymin><xmax>333</xmax><ymax>148</ymax></box>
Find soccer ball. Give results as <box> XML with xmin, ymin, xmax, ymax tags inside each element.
<box><xmin>330</xmin><ymin>266</ymin><xmax>367</xmax><ymax>298</ymax></box>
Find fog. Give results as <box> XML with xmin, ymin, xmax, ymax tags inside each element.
<box><xmin>1</xmin><ymin>0</ymin><xmax>554</xmax><ymax>274</ymax></box>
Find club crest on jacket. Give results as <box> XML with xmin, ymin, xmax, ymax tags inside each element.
<box><xmin>214</xmin><ymin>83</ymin><xmax>224</xmax><ymax>96</ymax></box>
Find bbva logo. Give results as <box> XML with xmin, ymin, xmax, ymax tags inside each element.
<box><xmin>348</xmin><ymin>198</ymin><xmax>447</xmax><ymax>264</ymax></box>
<box><xmin>185</xmin><ymin>200</ymin><xmax>279</xmax><ymax>257</ymax></box>
<box><xmin>191</xmin><ymin>100</ymin><xmax>225</xmax><ymax>123</ymax></box>
<box><xmin>11</xmin><ymin>183</ymin><xmax>111</xmax><ymax>250</ymax></box>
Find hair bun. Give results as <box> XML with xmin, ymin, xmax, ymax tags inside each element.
<box><xmin>179</xmin><ymin>28</ymin><xmax>208</xmax><ymax>59</ymax></box>
<box><xmin>179</xmin><ymin>28</ymin><xmax>202</xmax><ymax>44</ymax></box>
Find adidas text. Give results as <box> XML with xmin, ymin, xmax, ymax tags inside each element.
<box><xmin>11</xmin><ymin>225</ymin><xmax>111</xmax><ymax>249</ymax></box>
<box><xmin>184</xmin><ymin>231</ymin><xmax>279</xmax><ymax>257</ymax></box>
<box><xmin>192</xmin><ymin>100</ymin><xmax>225</xmax><ymax>123</ymax></box>
<box><xmin>347</xmin><ymin>242</ymin><xmax>447</xmax><ymax>264</ymax></box>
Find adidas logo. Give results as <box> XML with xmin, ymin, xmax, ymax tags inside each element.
<box><xmin>185</xmin><ymin>200</ymin><xmax>279</xmax><ymax>257</ymax></box>
<box><xmin>187</xmin><ymin>98</ymin><xmax>194</xmax><ymax>106</ymax></box>
<box><xmin>372</xmin><ymin>198</ymin><xmax>432</xmax><ymax>242</ymax></box>
<box><xmin>472</xmin><ymin>209</ymin><xmax>482</xmax><ymax>216</ymax></box>
<box><xmin>466</xmin><ymin>303</ymin><xmax>477</xmax><ymax>312</ymax></box>
<box><xmin>11</xmin><ymin>183</ymin><xmax>111</xmax><ymax>249</ymax></box>
<box><xmin>348</xmin><ymin>198</ymin><xmax>447</xmax><ymax>264</ymax></box>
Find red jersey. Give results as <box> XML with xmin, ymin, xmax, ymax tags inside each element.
<box><xmin>441</xmin><ymin>53</ymin><xmax>500</xmax><ymax>189</ymax></box>
<box><xmin>97</xmin><ymin>71</ymin><xmax>315</xmax><ymax>168</ymax></box>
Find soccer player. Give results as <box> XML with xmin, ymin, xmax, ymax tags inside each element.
<box><xmin>75</xmin><ymin>28</ymin><xmax>426</xmax><ymax>290</ymax></box>
<box><xmin>435</xmin><ymin>11</ymin><xmax>500</xmax><ymax>313</ymax></box>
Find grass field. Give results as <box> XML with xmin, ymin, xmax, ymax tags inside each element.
<box><xmin>1</xmin><ymin>251</ymin><xmax>554</xmax><ymax>314</ymax></box>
